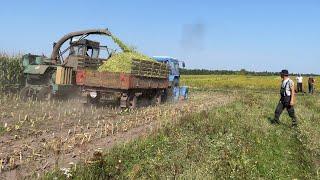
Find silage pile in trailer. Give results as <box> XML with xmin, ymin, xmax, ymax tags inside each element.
<box><xmin>98</xmin><ymin>35</ymin><xmax>157</xmax><ymax>73</ymax></box>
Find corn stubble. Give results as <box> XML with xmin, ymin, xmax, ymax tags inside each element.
<box><xmin>0</xmin><ymin>91</ymin><xmax>229</xmax><ymax>178</ymax></box>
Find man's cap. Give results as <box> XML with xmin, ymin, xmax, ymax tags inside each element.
<box><xmin>280</xmin><ymin>69</ymin><xmax>289</xmax><ymax>76</ymax></box>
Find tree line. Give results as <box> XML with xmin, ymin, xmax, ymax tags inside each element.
<box><xmin>180</xmin><ymin>68</ymin><xmax>318</xmax><ymax>76</ymax></box>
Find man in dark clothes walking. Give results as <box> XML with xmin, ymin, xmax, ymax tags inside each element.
<box><xmin>273</xmin><ymin>70</ymin><xmax>298</xmax><ymax>127</ymax></box>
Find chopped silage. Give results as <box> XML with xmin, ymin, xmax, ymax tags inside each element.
<box><xmin>98</xmin><ymin>35</ymin><xmax>158</xmax><ymax>73</ymax></box>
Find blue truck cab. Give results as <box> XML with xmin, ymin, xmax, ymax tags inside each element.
<box><xmin>152</xmin><ymin>56</ymin><xmax>185</xmax><ymax>87</ymax></box>
<box><xmin>153</xmin><ymin>56</ymin><xmax>188</xmax><ymax>101</ymax></box>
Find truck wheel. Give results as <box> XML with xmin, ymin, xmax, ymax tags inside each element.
<box><xmin>120</xmin><ymin>94</ymin><xmax>129</xmax><ymax>108</ymax></box>
<box><xmin>37</xmin><ymin>86</ymin><xmax>52</xmax><ymax>101</ymax></box>
<box><xmin>128</xmin><ymin>95</ymin><xmax>137</xmax><ymax>109</ymax></box>
<box><xmin>156</xmin><ymin>94</ymin><xmax>162</xmax><ymax>105</ymax></box>
<box><xmin>87</xmin><ymin>92</ymin><xmax>101</xmax><ymax>105</ymax></box>
<box><xmin>163</xmin><ymin>88</ymin><xmax>173</xmax><ymax>102</ymax></box>
<box><xmin>20</xmin><ymin>87</ymin><xmax>33</xmax><ymax>101</ymax></box>
<box><xmin>153</xmin><ymin>92</ymin><xmax>162</xmax><ymax>105</ymax></box>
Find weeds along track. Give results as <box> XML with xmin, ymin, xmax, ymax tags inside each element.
<box><xmin>0</xmin><ymin>91</ymin><xmax>233</xmax><ymax>178</ymax></box>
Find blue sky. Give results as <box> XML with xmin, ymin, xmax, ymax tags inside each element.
<box><xmin>0</xmin><ymin>0</ymin><xmax>319</xmax><ymax>73</ymax></box>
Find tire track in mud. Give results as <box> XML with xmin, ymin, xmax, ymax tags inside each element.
<box><xmin>0</xmin><ymin>92</ymin><xmax>233</xmax><ymax>179</ymax></box>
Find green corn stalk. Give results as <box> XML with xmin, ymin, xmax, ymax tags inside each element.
<box><xmin>0</xmin><ymin>54</ymin><xmax>24</xmax><ymax>92</ymax></box>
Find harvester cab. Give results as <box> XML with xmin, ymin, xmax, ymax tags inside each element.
<box><xmin>69</xmin><ymin>39</ymin><xmax>100</xmax><ymax>59</ymax></box>
<box><xmin>60</xmin><ymin>38</ymin><xmax>105</xmax><ymax>70</ymax></box>
<box><xmin>20</xmin><ymin>29</ymin><xmax>112</xmax><ymax>100</ymax></box>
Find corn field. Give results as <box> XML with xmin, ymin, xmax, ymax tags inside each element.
<box><xmin>0</xmin><ymin>54</ymin><xmax>24</xmax><ymax>92</ymax></box>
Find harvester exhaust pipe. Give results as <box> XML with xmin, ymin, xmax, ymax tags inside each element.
<box><xmin>51</xmin><ymin>29</ymin><xmax>112</xmax><ymax>64</ymax></box>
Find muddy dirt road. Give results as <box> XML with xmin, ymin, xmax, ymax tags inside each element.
<box><xmin>0</xmin><ymin>91</ymin><xmax>232</xmax><ymax>179</ymax></box>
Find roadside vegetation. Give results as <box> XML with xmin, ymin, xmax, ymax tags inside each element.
<box><xmin>44</xmin><ymin>75</ymin><xmax>320</xmax><ymax>179</ymax></box>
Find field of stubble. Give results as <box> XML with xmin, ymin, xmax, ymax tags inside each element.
<box><xmin>0</xmin><ymin>90</ymin><xmax>231</xmax><ymax>179</ymax></box>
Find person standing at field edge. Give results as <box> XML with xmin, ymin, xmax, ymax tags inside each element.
<box><xmin>308</xmin><ymin>76</ymin><xmax>315</xmax><ymax>94</ymax></box>
<box><xmin>296</xmin><ymin>74</ymin><xmax>303</xmax><ymax>93</ymax></box>
<box><xmin>273</xmin><ymin>70</ymin><xmax>298</xmax><ymax>127</ymax></box>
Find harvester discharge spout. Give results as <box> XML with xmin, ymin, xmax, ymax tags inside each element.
<box><xmin>51</xmin><ymin>29</ymin><xmax>112</xmax><ymax>64</ymax></box>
